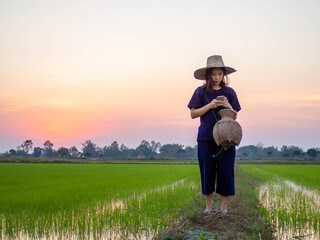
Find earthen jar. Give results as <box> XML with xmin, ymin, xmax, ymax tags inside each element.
<box><xmin>212</xmin><ymin>109</ymin><xmax>242</xmax><ymax>150</ymax></box>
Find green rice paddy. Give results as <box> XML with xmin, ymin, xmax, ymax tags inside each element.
<box><xmin>2</xmin><ymin>163</ymin><xmax>319</xmax><ymax>239</ymax></box>
<box><xmin>0</xmin><ymin>163</ymin><xmax>200</xmax><ymax>239</ymax></box>
<box><xmin>241</xmin><ymin>165</ymin><xmax>320</xmax><ymax>240</ymax></box>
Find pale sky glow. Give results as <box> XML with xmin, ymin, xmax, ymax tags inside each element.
<box><xmin>1</xmin><ymin>0</ymin><xmax>320</xmax><ymax>152</ymax></box>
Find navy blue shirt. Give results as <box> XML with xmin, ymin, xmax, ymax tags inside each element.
<box><xmin>188</xmin><ymin>86</ymin><xmax>241</xmax><ymax>141</ymax></box>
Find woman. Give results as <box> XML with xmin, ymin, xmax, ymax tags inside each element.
<box><xmin>188</xmin><ymin>55</ymin><xmax>241</xmax><ymax>215</ymax></box>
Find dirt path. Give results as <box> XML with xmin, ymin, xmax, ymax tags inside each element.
<box><xmin>157</xmin><ymin>165</ymin><xmax>274</xmax><ymax>240</ymax></box>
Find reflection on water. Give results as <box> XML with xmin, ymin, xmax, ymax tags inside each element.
<box><xmin>0</xmin><ymin>226</ymin><xmax>152</xmax><ymax>240</ymax></box>
<box><xmin>1</xmin><ymin>178</ymin><xmax>197</xmax><ymax>240</ymax></box>
<box><xmin>259</xmin><ymin>180</ymin><xmax>320</xmax><ymax>240</ymax></box>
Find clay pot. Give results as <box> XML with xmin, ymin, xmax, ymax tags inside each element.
<box><xmin>212</xmin><ymin>109</ymin><xmax>242</xmax><ymax>150</ymax></box>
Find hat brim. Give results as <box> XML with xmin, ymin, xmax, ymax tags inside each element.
<box><xmin>194</xmin><ymin>66</ymin><xmax>236</xmax><ymax>80</ymax></box>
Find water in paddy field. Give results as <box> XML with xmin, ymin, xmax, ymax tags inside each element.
<box><xmin>259</xmin><ymin>179</ymin><xmax>320</xmax><ymax>240</ymax></box>
<box><xmin>0</xmin><ymin>178</ymin><xmax>198</xmax><ymax>240</ymax></box>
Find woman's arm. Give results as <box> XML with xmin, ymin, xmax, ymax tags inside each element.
<box><xmin>190</xmin><ymin>99</ymin><xmax>220</xmax><ymax>119</ymax></box>
<box><xmin>190</xmin><ymin>98</ymin><xmax>235</xmax><ymax>119</ymax></box>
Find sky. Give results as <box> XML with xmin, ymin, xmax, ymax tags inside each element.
<box><xmin>0</xmin><ymin>0</ymin><xmax>320</xmax><ymax>152</ymax></box>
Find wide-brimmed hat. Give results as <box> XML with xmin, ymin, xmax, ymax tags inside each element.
<box><xmin>194</xmin><ymin>55</ymin><xmax>236</xmax><ymax>80</ymax></box>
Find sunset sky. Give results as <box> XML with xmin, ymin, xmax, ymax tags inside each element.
<box><xmin>1</xmin><ymin>0</ymin><xmax>319</xmax><ymax>152</ymax></box>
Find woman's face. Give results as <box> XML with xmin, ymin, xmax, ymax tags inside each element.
<box><xmin>210</xmin><ymin>68</ymin><xmax>224</xmax><ymax>86</ymax></box>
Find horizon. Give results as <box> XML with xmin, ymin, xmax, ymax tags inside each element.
<box><xmin>0</xmin><ymin>138</ymin><xmax>318</xmax><ymax>154</ymax></box>
<box><xmin>1</xmin><ymin>0</ymin><xmax>319</xmax><ymax>153</ymax></box>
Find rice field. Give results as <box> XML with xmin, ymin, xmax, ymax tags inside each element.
<box><xmin>2</xmin><ymin>162</ymin><xmax>319</xmax><ymax>239</ymax></box>
<box><xmin>0</xmin><ymin>163</ymin><xmax>200</xmax><ymax>239</ymax></box>
<box><xmin>241</xmin><ymin>165</ymin><xmax>320</xmax><ymax>240</ymax></box>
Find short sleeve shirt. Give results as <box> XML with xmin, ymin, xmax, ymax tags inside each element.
<box><xmin>187</xmin><ymin>86</ymin><xmax>241</xmax><ymax>141</ymax></box>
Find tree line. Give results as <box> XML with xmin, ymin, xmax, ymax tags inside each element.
<box><xmin>1</xmin><ymin>139</ymin><xmax>319</xmax><ymax>159</ymax></box>
<box><xmin>1</xmin><ymin>139</ymin><xmax>197</xmax><ymax>159</ymax></box>
<box><xmin>237</xmin><ymin>142</ymin><xmax>320</xmax><ymax>160</ymax></box>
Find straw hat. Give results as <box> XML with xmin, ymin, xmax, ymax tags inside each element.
<box><xmin>194</xmin><ymin>55</ymin><xmax>236</xmax><ymax>80</ymax></box>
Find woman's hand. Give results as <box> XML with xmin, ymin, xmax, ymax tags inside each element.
<box><xmin>216</xmin><ymin>98</ymin><xmax>233</xmax><ymax>110</ymax></box>
<box><xmin>190</xmin><ymin>97</ymin><xmax>234</xmax><ymax>119</ymax></box>
<box><xmin>209</xmin><ymin>98</ymin><xmax>220</xmax><ymax>109</ymax></box>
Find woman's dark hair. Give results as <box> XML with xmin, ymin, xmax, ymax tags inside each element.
<box><xmin>203</xmin><ymin>67</ymin><xmax>227</xmax><ymax>92</ymax></box>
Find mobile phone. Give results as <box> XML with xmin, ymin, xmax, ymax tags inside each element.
<box><xmin>217</xmin><ymin>96</ymin><xmax>225</xmax><ymax>100</ymax></box>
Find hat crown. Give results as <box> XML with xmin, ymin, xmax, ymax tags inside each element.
<box><xmin>193</xmin><ymin>54</ymin><xmax>236</xmax><ymax>80</ymax></box>
<box><xmin>207</xmin><ymin>55</ymin><xmax>225</xmax><ymax>68</ymax></box>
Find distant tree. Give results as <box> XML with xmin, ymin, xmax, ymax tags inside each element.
<box><xmin>243</xmin><ymin>152</ymin><xmax>249</xmax><ymax>158</ymax></box>
<box><xmin>82</xmin><ymin>140</ymin><xmax>98</xmax><ymax>158</ymax></box>
<box><xmin>136</xmin><ymin>140</ymin><xmax>159</xmax><ymax>158</ymax></box>
<box><xmin>1</xmin><ymin>151</ymin><xmax>10</xmax><ymax>157</ymax></box>
<box><xmin>177</xmin><ymin>149</ymin><xmax>186</xmax><ymax>159</ymax></box>
<box><xmin>69</xmin><ymin>146</ymin><xmax>80</xmax><ymax>158</ymax></box>
<box><xmin>103</xmin><ymin>141</ymin><xmax>121</xmax><ymax>158</ymax></box>
<box><xmin>57</xmin><ymin>147</ymin><xmax>70</xmax><ymax>158</ymax></box>
<box><xmin>160</xmin><ymin>147</ymin><xmax>168</xmax><ymax>158</ymax></box>
<box><xmin>15</xmin><ymin>146</ymin><xmax>25</xmax><ymax>156</ymax></box>
<box><xmin>120</xmin><ymin>144</ymin><xmax>128</xmax><ymax>151</ymax></box>
<box><xmin>43</xmin><ymin>140</ymin><xmax>54</xmax><ymax>157</ymax></box>
<box><xmin>136</xmin><ymin>140</ymin><xmax>152</xmax><ymax>158</ymax></box>
<box><xmin>281</xmin><ymin>145</ymin><xmax>290</xmax><ymax>158</ymax></box>
<box><xmin>256</xmin><ymin>141</ymin><xmax>264</xmax><ymax>149</ymax></box>
<box><xmin>33</xmin><ymin>147</ymin><xmax>43</xmax><ymax>157</ymax></box>
<box><xmin>306</xmin><ymin>148</ymin><xmax>317</xmax><ymax>158</ymax></box>
<box><xmin>44</xmin><ymin>140</ymin><xmax>53</xmax><ymax>149</ymax></box>
<box><xmin>263</xmin><ymin>146</ymin><xmax>279</xmax><ymax>158</ymax></box>
<box><xmin>9</xmin><ymin>149</ymin><xmax>16</xmax><ymax>156</ymax></box>
<box><xmin>109</xmin><ymin>141</ymin><xmax>120</xmax><ymax>157</ymax></box>
<box><xmin>119</xmin><ymin>144</ymin><xmax>130</xmax><ymax>157</ymax></box>
<box><xmin>282</xmin><ymin>153</ymin><xmax>290</xmax><ymax>158</ymax></box>
<box><xmin>185</xmin><ymin>146</ymin><xmax>197</xmax><ymax>158</ymax></box>
<box><xmin>160</xmin><ymin>143</ymin><xmax>184</xmax><ymax>158</ymax></box>
<box><xmin>293</xmin><ymin>150</ymin><xmax>302</xmax><ymax>158</ymax></box>
<box><xmin>96</xmin><ymin>147</ymin><xmax>104</xmax><ymax>158</ymax></box>
<box><xmin>237</xmin><ymin>145</ymin><xmax>259</xmax><ymax>159</ymax></box>
<box><xmin>21</xmin><ymin>139</ymin><xmax>33</xmax><ymax>156</ymax></box>
<box><xmin>281</xmin><ymin>145</ymin><xmax>303</xmax><ymax>159</ymax></box>
<box><xmin>256</xmin><ymin>142</ymin><xmax>264</xmax><ymax>159</ymax></box>
<box><xmin>150</xmin><ymin>140</ymin><xmax>161</xmax><ymax>153</ymax></box>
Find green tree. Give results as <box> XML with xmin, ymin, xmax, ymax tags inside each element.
<box><xmin>44</xmin><ymin>140</ymin><xmax>54</xmax><ymax>157</ymax></box>
<box><xmin>177</xmin><ymin>149</ymin><xmax>186</xmax><ymax>159</ymax></box>
<box><xmin>9</xmin><ymin>149</ymin><xmax>16</xmax><ymax>156</ymax></box>
<box><xmin>82</xmin><ymin>140</ymin><xmax>98</xmax><ymax>158</ymax></box>
<box><xmin>33</xmin><ymin>147</ymin><xmax>42</xmax><ymax>157</ymax></box>
<box><xmin>243</xmin><ymin>152</ymin><xmax>249</xmax><ymax>159</ymax></box>
<box><xmin>160</xmin><ymin>144</ymin><xmax>184</xmax><ymax>158</ymax></box>
<box><xmin>256</xmin><ymin>142</ymin><xmax>264</xmax><ymax>159</ymax></box>
<box><xmin>293</xmin><ymin>150</ymin><xmax>301</xmax><ymax>158</ymax></box>
<box><xmin>136</xmin><ymin>140</ymin><xmax>157</xmax><ymax>158</ymax></box>
<box><xmin>306</xmin><ymin>148</ymin><xmax>317</xmax><ymax>158</ymax></box>
<box><xmin>69</xmin><ymin>146</ymin><xmax>80</xmax><ymax>158</ymax></box>
<box><xmin>21</xmin><ymin>139</ymin><xmax>33</xmax><ymax>155</ymax></box>
<box><xmin>57</xmin><ymin>147</ymin><xmax>70</xmax><ymax>158</ymax></box>
<box><xmin>106</xmin><ymin>141</ymin><xmax>121</xmax><ymax>157</ymax></box>
<box><xmin>150</xmin><ymin>140</ymin><xmax>161</xmax><ymax>153</ymax></box>
<box><xmin>185</xmin><ymin>146</ymin><xmax>197</xmax><ymax>158</ymax></box>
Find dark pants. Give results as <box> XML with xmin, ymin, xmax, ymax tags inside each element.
<box><xmin>197</xmin><ymin>141</ymin><xmax>235</xmax><ymax>196</ymax></box>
